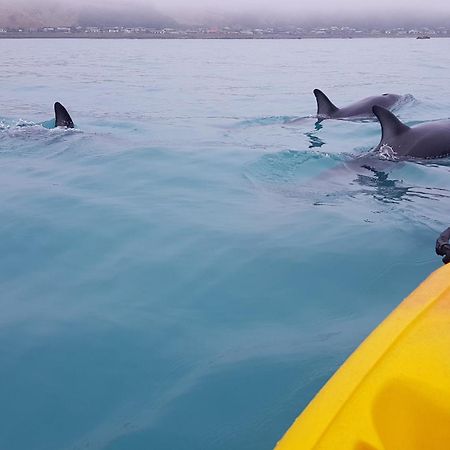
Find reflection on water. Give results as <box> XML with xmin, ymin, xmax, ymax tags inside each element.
<box><xmin>355</xmin><ymin>165</ymin><xmax>418</xmax><ymax>203</ymax></box>
<box><xmin>353</xmin><ymin>161</ymin><xmax>450</xmax><ymax>204</ymax></box>
<box><xmin>305</xmin><ymin>121</ymin><xmax>325</xmax><ymax>148</ymax></box>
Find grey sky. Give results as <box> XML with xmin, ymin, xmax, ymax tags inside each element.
<box><xmin>3</xmin><ymin>0</ymin><xmax>450</xmax><ymax>12</ymax></box>
<box><xmin>162</xmin><ymin>0</ymin><xmax>449</xmax><ymax>25</ymax></box>
<box><xmin>160</xmin><ymin>0</ymin><xmax>447</xmax><ymax>13</ymax></box>
<box><xmin>1</xmin><ymin>0</ymin><xmax>449</xmax><ymax>27</ymax></box>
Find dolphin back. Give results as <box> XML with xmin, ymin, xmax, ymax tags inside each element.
<box><xmin>54</xmin><ymin>102</ymin><xmax>74</xmax><ymax>128</ymax></box>
<box><xmin>372</xmin><ymin>105</ymin><xmax>409</xmax><ymax>143</ymax></box>
<box><xmin>313</xmin><ymin>89</ymin><xmax>339</xmax><ymax>118</ymax></box>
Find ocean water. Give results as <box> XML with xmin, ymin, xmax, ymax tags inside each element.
<box><xmin>0</xmin><ymin>38</ymin><xmax>449</xmax><ymax>450</ymax></box>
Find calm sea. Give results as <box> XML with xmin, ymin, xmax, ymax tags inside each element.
<box><xmin>0</xmin><ymin>38</ymin><xmax>449</xmax><ymax>450</ymax></box>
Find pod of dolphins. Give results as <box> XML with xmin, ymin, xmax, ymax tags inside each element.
<box><xmin>31</xmin><ymin>90</ymin><xmax>450</xmax><ymax>160</ymax></box>
<box><xmin>314</xmin><ymin>89</ymin><xmax>450</xmax><ymax>159</ymax></box>
<box><xmin>14</xmin><ymin>93</ymin><xmax>450</xmax><ymax>263</ymax></box>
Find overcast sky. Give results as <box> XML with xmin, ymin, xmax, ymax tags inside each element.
<box><xmin>1</xmin><ymin>0</ymin><xmax>449</xmax><ymax>27</ymax></box>
<box><xmin>165</xmin><ymin>0</ymin><xmax>450</xmax><ymax>24</ymax></box>
<box><xmin>159</xmin><ymin>0</ymin><xmax>448</xmax><ymax>13</ymax></box>
<box><xmin>76</xmin><ymin>0</ymin><xmax>450</xmax><ymax>18</ymax></box>
<box><xmin>3</xmin><ymin>0</ymin><xmax>450</xmax><ymax>13</ymax></box>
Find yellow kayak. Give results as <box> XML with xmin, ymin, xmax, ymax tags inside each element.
<box><xmin>276</xmin><ymin>263</ymin><xmax>450</xmax><ymax>450</ymax></box>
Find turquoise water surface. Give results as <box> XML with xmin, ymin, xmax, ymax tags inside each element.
<box><xmin>0</xmin><ymin>38</ymin><xmax>449</xmax><ymax>450</ymax></box>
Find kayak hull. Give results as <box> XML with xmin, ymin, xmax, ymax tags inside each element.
<box><xmin>276</xmin><ymin>264</ymin><xmax>450</xmax><ymax>450</ymax></box>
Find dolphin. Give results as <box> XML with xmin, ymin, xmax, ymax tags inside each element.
<box><xmin>372</xmin><ymin>105</ymin><xmax>450</xmax><ymax>159</ymax></box>
<box><xmin>54</xmin><ymin>102</ymin><xmax>74</xmax><ymax>128</ymax></box>
<box><xmin>313</xmin><ymin>89</ymin><xmax>402</xmax><ymax>120</ymax></box>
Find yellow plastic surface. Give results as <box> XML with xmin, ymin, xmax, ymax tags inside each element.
<box><xmin>275</xmin><ymin>263</ymin><xmax>450</xmax><ymax>450</ymax></box>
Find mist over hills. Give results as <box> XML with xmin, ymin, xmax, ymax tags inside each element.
<box><xmin>169</xmin><ymin>5</ymin><xmax>450</xmax><ymax>29</ymax></box>
<box><xmin>77</xmin><ymin>3</ymin><xmax>176</xmax><ymax>28</ymax></box>
<box><xmin>0</xmin><ymin>0</ymin><xmax>448</xmax><ymax>29</ymax></box>
<box><xmin>0</xmin><ymin>1</ymin><xmax>76</xmax><ymax>28</ymax></box>
<box><xmin>0</xmin><ymin>0</ymin><xmax>176</xmax><ymax>28</ymax></box>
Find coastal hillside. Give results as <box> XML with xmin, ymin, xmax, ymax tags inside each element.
<box><xmin>0</xmin><ymin>0</ymin><xmax>176</xmax><ymax>28</ymax></box>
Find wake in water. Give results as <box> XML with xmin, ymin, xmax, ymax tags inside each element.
<box><xmin>232</xmin><ymin>115</ymin><xmax>314</xmax><ymax>128</ymax></box>
<box><xmin>0</xmin><ymin>120</ymin><xmax>80</xmax><ymax>143</ymax></box>
<box><xmin>0</xmin><ymin>101</ymin><xmax>74</xmax><ymax>137</ymax></box>
<box><xmin>245</xmin><ymin>148</ymin><xmax>450</xmax><ymax>207</ymax></box>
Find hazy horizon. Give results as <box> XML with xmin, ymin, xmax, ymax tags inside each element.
<box><xmin>1</xmin><ymin>0</ymin><xmax>449</xmax><ymax>28</ymax></box>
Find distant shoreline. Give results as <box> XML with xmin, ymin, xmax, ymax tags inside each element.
<box><xmin>0</xmin><ymin>33</ymin><xmax>444</xmax><ymax>40</ymax></box>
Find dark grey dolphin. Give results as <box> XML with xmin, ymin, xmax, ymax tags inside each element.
<box><xmin>313</xmin><ymin>89</ymin><xmax>402</xmax><ymax>120</ymax></box>
<box><xmin>54</xmin><ymin>102</ymin><xmax>74</xmax><ymax>128</ymax></box>
<box><xmin>372</xmin><ymin>105</ymin><xmax>450</xmax><ymax>159</ymax></box>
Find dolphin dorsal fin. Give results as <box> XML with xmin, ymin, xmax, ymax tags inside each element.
<box><xmin>313</xmin><ymin>89</ymin><xmax>339</xmax><ymax>117</ymax></box>
<box><xmin>54</xmin><ymin>102</ymin><xmax>74</xmax><ymax>128</ymax></box>
<box><xmin>372</xmin><ymin>105</ymin><xmax>409</xmax><ymax>140</ymax></box>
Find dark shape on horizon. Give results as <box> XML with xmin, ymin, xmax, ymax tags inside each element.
<box><xmin>54</xmin><ymin>102</ymin><xmax>74</xmax><ymax>128</ymax></box>
<box><xmin>313</xmin><ymin>89</ymin><xmax>402</xmax><ymax>120</ymax></box>
<box><xmin>372</xmin><ymin>105</ymin><xmax>450</xmax><ymax>159</ymax></box>
<box><xmin>416</xmin><ymin>36</ymin><xmax>431</xmax><ymax>39</ymax></box>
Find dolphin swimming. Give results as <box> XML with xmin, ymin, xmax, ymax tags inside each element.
<box><xmin>314</xmin><ymin>89</ymin><xmax>402</xmax><ymax>120</ymax></box>
<box><xmin>54</xmin><ymin>102</ymin><xmax>74</xmax><ymax>128</ymax></box>
<box><xmin>372</xmin><ymin>105</ymin><xmax>450</xmax><ymax>159</ymax></box>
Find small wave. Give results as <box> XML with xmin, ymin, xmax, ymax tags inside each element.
<box><xmin>245</xmin><ymin>149</ymin><xmax>352</xmax><ymax>185</ymax></box>
<box><xmin>256</xmin><ymin>148</ymin><xmax>352</xmax><ymax>165</ymax></box>
<box><xmin>0</xmin><ymin>121</ymin><xmax>10</xmax><ymax>131</ymax></box>
<box><xmin>0</xmin><ymin>123</ymin><xmax>44</xmax><ymax>141</ymax></box>
<box><xmin>233</xmin><ymin>115</ymin><xmax>313</xmax><ymax>128</ymax></box>
<box><xmin>283</xmin><ymin>116</ymin><xmax>318</xmax><ymax>125</ymax></box>
<box><xmin>0</xmin><ymin>122</ymin><xmax>82</xmax><ymax>150</ymax></box>
<box><xmin>417</xmin><ymin>157</ymin><xmax>450</xmax><ymax>168</ymax></box>
<box><xmin>16</xmin><ymin>119</ymin><xmax>39</xmax><ymax>128</ymax></box>
<box><xmin>245</xmin><ymin>145</ymin><xmax>450</xmax><ymax>212</ymax></box>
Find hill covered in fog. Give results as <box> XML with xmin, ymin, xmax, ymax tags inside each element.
<box><xmin>0</xmin><ymin>0</ymin><xmax>449</xmax><ymax>30</ymax></box>
<box><xmin>0</xmin><ymin>0</ymin><xmax>176</xmax><ymax>28</ymax></box>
